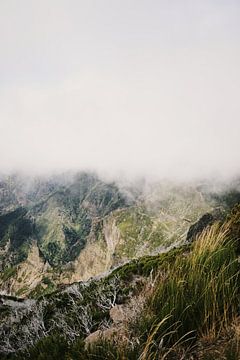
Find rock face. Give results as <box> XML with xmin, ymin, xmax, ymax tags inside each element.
<box><xmin>186</xmin><ymin>213</ymin><xmax>215</xmax><ymax>242</ymax></box>
<box><xmin>85</xmin><ymin>304</ymin><xmax>133</xmax><ymax>349</ymax></box>
<box><xmin>84</xmin><ymin>328</ymin><xmax>120</xmax><ymax>348</ymax></box>
<box><xmin>186</xmin><ymin>210</ymin><xmax>223</xmax><ymax>242</ymax></box>
<box><xmin>0</xmin><ymin>242</ymin><xmax>50</xmax><ymax>296</ymax></box>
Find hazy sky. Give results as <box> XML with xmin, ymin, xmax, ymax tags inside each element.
<box><xmin>0</xmin><ymin>0</ymin><xmax>239</xmax><ymax>179</ymax></box>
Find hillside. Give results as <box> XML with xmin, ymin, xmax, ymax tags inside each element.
<box><xmin>0</xmin><ymin>202</ymin><xmax>239</xmax><ymax>359</ymax></box>
<box><xmin>0</xmin><ymin>172</ymin><xmax>219</xmax><ymax>298</ymax></box>
<box><xmin>0</xmin><ymin>173</ymin><xmax>240</xmax><ymax>359</ymax></box>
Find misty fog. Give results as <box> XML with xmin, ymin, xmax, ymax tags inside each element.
<box><xmin>0</xmin><ymin>1</ymin><xmax>239</xmax><ymax>181</ymax></box>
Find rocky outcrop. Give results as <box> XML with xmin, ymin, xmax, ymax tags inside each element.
<box><xmin>186</xmin><ymin>209</ymin><xmax>223</xmax><ymax>242</ymax></box>
<box><xmin>84</xmin><ymin>328</ymin><xmax>120</xmax><ymax>349</ymax></box>
<box><xmin>0</xmin><ymin>242</ymin><xmax>50</xmax><ymax>297</ymax></box>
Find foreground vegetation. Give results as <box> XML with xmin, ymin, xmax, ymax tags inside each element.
<box><xmin>1</xmin><ymin>205</ymin><xmax>239</xmax><ymax>359</ymax></box>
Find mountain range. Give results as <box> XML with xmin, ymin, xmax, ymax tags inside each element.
<box><xmin>0</xmin><ymin>172</ymin><xmax>239</xmax><ymax>359</ymax></box>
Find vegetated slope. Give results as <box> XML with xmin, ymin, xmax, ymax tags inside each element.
<box><xmin>0</xmin><ymin>172</ymin><xmax>131</xmax><ymax>296</ymax></box>
<box><xmin>0</xmin><ymin>203</ymin><xmax>239</xmax><ymax>359</ymax></box>
<box><xmin>0</xmin><ymin>173</ymin><xmax>238</xmax><ymax>298</ymax></box>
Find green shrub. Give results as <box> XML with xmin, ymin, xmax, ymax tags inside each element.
<box><xmin>1</xmin><ymin>266</ymin><xmax>17</xmax><ymax>281</ymax></box>
<box><xmin>21</xmin><ymin>335</ymin><xmax>69</xmax><ymax>360</ymax></box>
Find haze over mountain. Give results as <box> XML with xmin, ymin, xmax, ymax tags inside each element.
<box><xmin>1</xmin><ymin>2</ymin><xmax>240</xmax><ymax>359</ymax></box>
<box><xmin>0</xmin><ymin>170</ymin><xmax>239</xmax><ymax>359</ymax></box>
<box><xmin>0</xmin><ymin>1</ymin><xmax>240</xmax><ymax>179</ymax></box>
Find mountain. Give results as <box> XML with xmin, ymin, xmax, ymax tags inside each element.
<box><xmin>0</xmin><ymin>172</ymin><xmax>240</xmax><ymax>358</ymax></box>
<box><xmin>0</xmin><ymin>172</ymin><xmax>221</xmax><ymax>298</ymax></box>
<box><xmin>0</xmin><ymin>202</ymin><xmax>239</xmax><ymax>359</ymax></box>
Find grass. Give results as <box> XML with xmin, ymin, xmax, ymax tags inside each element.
<box><xmin>136</xmin><ymin>219</ymin><xmax>240</xmax><ymax>358</ymax></box>
<box><xmin>0</xmin><ymin>266</ymin><xmax>17</xmax><ymax>281</ymax></box>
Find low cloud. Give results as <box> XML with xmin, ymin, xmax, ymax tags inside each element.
<box><xmin>0</xmin><ymin>1</ymin><xmax>239</xmax><ymax>181</ymax></box>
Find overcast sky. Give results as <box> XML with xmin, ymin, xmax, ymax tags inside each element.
<box><xmin>0</xmin><ymin>0</ymin><xmax>239</xmax><ymax>179</ymax></box>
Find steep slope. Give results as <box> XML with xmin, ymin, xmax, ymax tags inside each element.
<box><xmin>1</xmin><ymin>173</ymin><xmax>238</xmax><ymax>297</ymax></box>
<box><xmin>0</xmin><ymin>172</ymin><xmax>131</xmax><ymax>296</ymax></box>
<box><xmin>0</xmin><ymin>204</ymin><xmax>239</xmax><ymax>359</ymax></box>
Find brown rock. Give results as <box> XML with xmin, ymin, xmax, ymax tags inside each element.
<box><xmin>110</xmin><ymin>304</ymin><xmax>125</xmax><ymax>324</ymax></box>
<box><xmin>84</xmin><ymin>328</ymin><xmax>118</xmax><ymax>349</ymax></box>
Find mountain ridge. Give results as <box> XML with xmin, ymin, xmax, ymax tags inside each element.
<box><xmin>0</xmin><ymin>172</ymin><xmax>238</xmax><ymax>298</ymax></box>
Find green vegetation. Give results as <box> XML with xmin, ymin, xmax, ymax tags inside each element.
<box><xmin>33</xmin><ymin>173</ymin><xmax>129</xmax><ymax>266</ymax></box>
<box><xmin>110</xmin><ymin>245</ymin><xmax>188</xmax><ymax>281</ymax></box>
<box><xmin>12</xmin><ymin>335</ymin><xmax>70</xmax><ymax>360</ymax></box>
<box><xmin>114</xmin><ymin>207</ymin><xmax>168</xmax><ymax>259</ymax></box>
<box><xmin>15</xmin><ymin>286</ymin><xmax>29</xmax><ymax>297</ymax></box>
<box><xmin>128</xmin><ymin>213</ymin><xmax>240</xmax><ymax>359</ymax></box>
<box><xmin>0</xmin><ymin>207</ymin><xmax>34</xmax><ymax>264</ymax></box>
<box><xmin>29</xmin><ymin>279</ymin><xmax>56</xmax><ymax>298</ymax></box>
<box><xmin>0</xmin><ymin>266</ymin><xmax>17</xmax><ymax>282</ymax></box>
<box><xmin>0</xmin><ymin>173</ymin><xmax>218</xmax><ymax>295</ymax></box>
<box><xmin>0</xmin><ymin>174</ymin><xmax>240</xmax><ymax>359</ymax></box>
<box><xmin>4</xmin><ymin>206</ymin><xmax>239</xmax><ymax>359</ymax></box>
